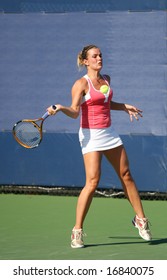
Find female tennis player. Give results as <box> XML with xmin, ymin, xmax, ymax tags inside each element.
<box><xmin>47</xmin><ymin>44</ymin><xmax>152</xmax><ymax>248</ymax></box>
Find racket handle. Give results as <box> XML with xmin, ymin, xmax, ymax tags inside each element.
<box><xmin>42</xmin><ymin>112</ymin><xmax>50</xmax><ymax>119</ymax></box>
<box><xmin>42</xmin><ymin>105</ymin><xmax>57</xmax><ymax>119</ymax></box>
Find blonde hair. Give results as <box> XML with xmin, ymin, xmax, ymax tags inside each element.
<box><xmin>77</xmin><ymin>44</ymin><xmax>98</xmax><ymax>70</ymax></box>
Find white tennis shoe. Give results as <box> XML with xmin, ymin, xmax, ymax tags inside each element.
<box><xmin>132</xmin><ymin>215</ymin><xmax>152</xmax><ymax>241</ymax></box>
<box><xmin>71</xmin><ymin>228</ymin><xmax>85</xmax><ymax>248</ymax></box>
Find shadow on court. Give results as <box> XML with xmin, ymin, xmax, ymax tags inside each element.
<box><xmin>85</xmin><ymin>237</ymin><xmax>167</xmax><ymax>248</ymax></box>
<box><xmin>149</xmin><ymin>238</ymin><xmax>167</xmax><ymax>246</ymax></box>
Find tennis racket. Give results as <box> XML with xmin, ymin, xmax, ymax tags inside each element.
<box><xmin>12</xmin><ymin>105</ymin><xmax>56</xmax><ymax>149</ymax></box>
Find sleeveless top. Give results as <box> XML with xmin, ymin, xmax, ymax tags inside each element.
<box><xmin>80</xmin><ymin>74</ymin><xmax>113</xmax><ymax>129</ymax></box>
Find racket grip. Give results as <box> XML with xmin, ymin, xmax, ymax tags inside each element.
<box><xmin>42</xmin><ymin>105</ymin><xmax>57</xmax><ymax>119</ymax></box>
<box><xmin>42</xmin><ymin>112</ymin><xmax>50</xmax><ymax>119</ymax></box>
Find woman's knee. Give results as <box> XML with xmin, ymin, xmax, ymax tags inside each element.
<box><xmin>120</xmin><ymin>168</ymin><xmax>133</xmax><ymax>183</ymax></box>
<box><xmin>85</xmin><ymin>176</ymin><xmax>100</xmax><ymax>194</ymax></box>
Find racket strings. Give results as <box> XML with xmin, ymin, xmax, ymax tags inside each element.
<box><xmin>14</xmin><ymin>121</ymin><xmax>41</xmax><ymax>148</ymax></box>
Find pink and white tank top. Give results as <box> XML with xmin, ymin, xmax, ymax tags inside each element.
<box><xmin>80</xmin><ymin>74</ymin><xmax>113</xmax><ymax>129</ymax></box>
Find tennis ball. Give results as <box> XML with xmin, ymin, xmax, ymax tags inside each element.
<box><xmin>100</xmin><ymin>85</ymin><xmax>109</xmax><ymax>94</ymax></box>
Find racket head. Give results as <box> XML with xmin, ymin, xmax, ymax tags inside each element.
<box><xmin>13</xmin><ymin>119</ymin><xmax>43</xmax><ymax>149</ymax></box>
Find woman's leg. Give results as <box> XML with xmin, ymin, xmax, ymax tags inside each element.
<box><xmin>104</xmin><ymin>145</ymin><xmax>151</xmax><ymax>241</ymax></box>
<box><xmin>104</xmin><ymin>145</ymin><xmax>145</xmax><ymax>218</ymax></box>
<box><xmin>74</xmin><ymin>151</ymin><xmax>102</xmax><ymax>229</ymax></box>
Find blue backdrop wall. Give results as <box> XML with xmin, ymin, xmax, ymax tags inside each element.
<box><xmin>0</xmin><ymin>1</ymin><xmax>167</xmax><ymax>192</ymax></box>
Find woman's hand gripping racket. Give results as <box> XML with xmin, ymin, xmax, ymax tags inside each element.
<box><xmin>12</xmin><ymin>105</ymin><xmax>56</xmax><ymax>149</ymax></box>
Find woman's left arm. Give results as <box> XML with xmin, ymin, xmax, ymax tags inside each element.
<box><xmin>110</xmin><ymin>101</ymin><xmax>143</xmax><ymax>121</ymax></box>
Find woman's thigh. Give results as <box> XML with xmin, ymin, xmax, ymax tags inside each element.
<box><xmin>103</xmin><ymin>145</ymin><xmax>130</xmax><ymax>177</ymax></box>
<box><xmin>83</xmin><ymin>151</ymin><xmax>103</xmax><ymax>183</ymax></box>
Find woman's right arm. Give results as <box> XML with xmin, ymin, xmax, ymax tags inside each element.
<box><xmin>47</xmin><ymin>78</ymin><xmax>86</xmax><ymax>119</ymax></box>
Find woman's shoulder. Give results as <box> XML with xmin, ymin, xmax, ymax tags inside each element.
<box><xmin>74</xmin><ymin>76</ymin><xmax>88</xmax><ymax>87</ymax></box>
<box><xmin>72</xmin><ymin>76</ymin><xmax>88</xmax><ymax>93</ymax></box>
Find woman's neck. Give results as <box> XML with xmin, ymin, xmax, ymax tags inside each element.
<box><xmin>87</xmin><ymin>71</ymin><xmax>102</xmax><ymax>82</ymax></box>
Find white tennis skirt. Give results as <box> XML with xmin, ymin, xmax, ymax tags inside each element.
<box><xmin>79</xmin><ymin>126</ymin><xmax>123</xmax><ymax>154</ymax></box>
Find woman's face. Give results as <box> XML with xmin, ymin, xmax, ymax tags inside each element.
<box><xmin>84</xmin><ymin>48</ymin><xmax>103</xmax><ymax>70</ymax></box>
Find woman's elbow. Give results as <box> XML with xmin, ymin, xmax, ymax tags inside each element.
<box><xmin>72</xmin><ymin>112</ymin><xmax>80</xmax><ymax>119</ymax></box>
<box><xmin>70</xmin><ymin>106</ymin><xmax>80</xmax><ymax>119</ymax></box>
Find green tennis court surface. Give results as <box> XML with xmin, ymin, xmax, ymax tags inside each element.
<box><xmin>0</xmin><ymin>194</ymin><xmax>166</xmax><ymax>260</ymax></box>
